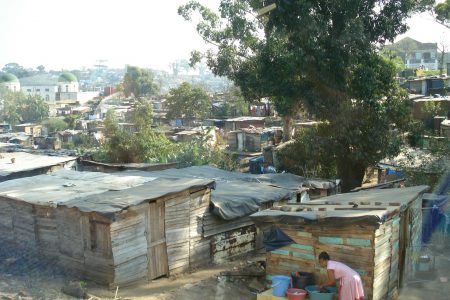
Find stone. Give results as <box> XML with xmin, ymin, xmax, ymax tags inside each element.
<box><xmin>61</xmin><ymin>281</ymin><xmax>87</xmax><ymax>299</ymax></box>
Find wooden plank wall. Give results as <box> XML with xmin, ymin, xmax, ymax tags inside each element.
<box><xmin>35</xmin><ymin>206</ymin><xmax>59</xmax><ymax>257</ymax></box>
<box><xmin>0</xmin><ymin>197</ymin><xmax>16</xmax><ymax>242</ymax></box>
<box><xmin>388</xmin><ymin>218</ymin><xmax>401</xmax><ymax>300</ymax></box>
<box><xmin>373</xmin><ymin>218</ymin><xmax>399</xmax><ymax>300</ymax></box>
<box><xmin>189</xmin><ymin>188</ymin><xmax>212</xmax><ymax>268</ymax></box>
<box><xmin>165</xmin><ymin>190</ymin><xmax>192</xmax><ymax>274</ymax></box>
<box><xmin>267</xmin><ymin>224</ymin><xmax>378</xmax><ymax>300</ymax></box>
<box><xmin>0</xmin><ymin>198</ymin><xmax>116</xmax><ymax>286</ymax></box>
<box><xmin>13</xmin><ymin>201</ymin><xmax>37</xmax><ymax>249</ymax></box>
<box><xmin>110</xmin><ymin>209</ymin><xmax>147</xmax><ymax>287</ymax></box>
<box><xmin>56</xmin><ymin>208</ymin><xmax>88</xmax><ymax>276</ymax></box>
<box><xmin>84</xmin><ymin>216</ymin><xmax>115</xmax><ymax>285</ymax></box>
<box><xmin>404</xmin><ymin>199</ymin><xmax>423</xmax><ymax>282</ymax></box>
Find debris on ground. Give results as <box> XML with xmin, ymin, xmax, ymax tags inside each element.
<box><xmin>61</xmin><ymin>281</ymin><xmax>87</xmax><ymax>299</ymax></box>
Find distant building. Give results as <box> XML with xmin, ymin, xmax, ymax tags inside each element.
<box><xmin>19</xmin><ymin>74</ymin><xmax>59</xmax><ymax>103</ymax></box>
<box><xmin>19</xmin><ymin>72</ymin><xmax>99</xmax><ymax>115</ymax></box>
<box><xmin>0</xmin><ymin>73</ymin><xmax>21</xmax><ymax>92</ymax></box>
<box><xmin>412</xmin><ymin>97</ymin><xmax>450</xmax><ymax>120</ymax></box>
<box><xmin>403</xmin><ymin>76</ymin><xmax>450</xmax><ymax>95</ymax></box>
<box><xmin>385</xmin><ymin>37</ymin><xmax>439</xmax><ymax>70</ymax></box>
<box><xmin>13</xmin><ymin>123</ymin><xmax>43</xmax><ymax>137</ymax></box>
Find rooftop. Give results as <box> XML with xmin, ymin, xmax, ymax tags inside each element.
<box><xmin>19</xmin><ymin>74</ymin><xmax>58</xmax><ymax>86</ymax></box>
<box><xmin>0</xmin><ymin>152</ymin><xmax>77</xmax><ymax>178</ymax></box>
<box><xmin>0</xmin><ymin>170</ymin><xmax>214</xmax><ymax>219</ymax></box>
<box><xmin>226</xmin><ymin>116</ymin><xmax>266</xmax><ymax>122</ymax></box>
<box><xmin>385</xmin><ymin>37</ymin><xmax>437</xmax><ymax>52</ymax></box>
<box><xmin>250</xmin><ymin>186</ymin><xmax>428</xmax><ymax>226</ymax></box>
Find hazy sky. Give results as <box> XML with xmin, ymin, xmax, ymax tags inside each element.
<box><xmin>0</xmin><ymin>0</ymin><xmax>449</xmax><ymax>71</ymax></box>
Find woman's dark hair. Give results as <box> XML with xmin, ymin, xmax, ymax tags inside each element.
<box><xmin>318</xmin><ymin>251</ymin><xmax>330</xmax><ymax>260</ymax></box>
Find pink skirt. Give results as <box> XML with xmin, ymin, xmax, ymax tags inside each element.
<box><xmin>338</xmin><ymin>274</ymin><xmax>365</xmax><ymax>300</ymax></box>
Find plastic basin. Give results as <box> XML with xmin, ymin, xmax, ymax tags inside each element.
<box><xmin>305</xmin><ymin>285</ymin><xmax>337</xmax><ymax>300</ymax></box>
<box><xmin>286</xmin><ymin>288</ymin><xmax>307</xmax><ymax>300</ymax></box>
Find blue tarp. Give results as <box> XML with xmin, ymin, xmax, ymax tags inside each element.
<box><xmin>263</xmin><ymin>226</ymin><xmax>294</xmax><ymax>251</ymax></box>
<box><xmin>422</xmin><ymin>172</ymin><xmax>450</xmax><ymax>244</ymax></box>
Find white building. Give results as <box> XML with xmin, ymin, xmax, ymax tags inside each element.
<box><xmin>20</xmin><ymin>74</ymin><xmax>59</xmax><ymax>103</ymax></box>
<box><xmin>57</xmin><ymin>72</ymin><xmax>79</xmax><ymax>93</ymax></box>
<box><xmin>0</xmin><ymin>73</ymin><xmax>21</xmax><ymax>92</ymax></box>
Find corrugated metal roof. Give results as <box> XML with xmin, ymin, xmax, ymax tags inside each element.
<box><xmin>250</xmin><ymin>186</ymin><xmax>428</xmax><ymax>226</ymax></box>
<box><xmin>0</xmin><ymin>152</ymin><xmax>76</xmax><ymax>177</ymax></box>
<box><xmin>0</xmin><ymin>170</ymin><xmax>215</xmax><ymax>219</ymax></box>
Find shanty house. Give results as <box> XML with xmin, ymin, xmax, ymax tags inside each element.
<box><xmin>0</xmin><ymin>170</ymin><xmax>216</xmax><ymax>287</ymax></box>
<box><xmin>126</xmin><ymin>166</ymin><xmax>340</xmax><ymax>262</ymax></box>
<box><xmin>224</xmin><ymin>116</ymin><xmax>266</xmax><ymax>131</ymax></box>
<box><xmin>250</xmin><ymin>186</ymin><xmax>428</xmax><ymax>300</ymax></box>
<box><xmin>0</xmin><ymin>152</ymin><xmax>76</xmax><ymax>182</ymax></box>
<box><xmin>13</xmin><ymin>123</ymin><xmax>42</xmax><ymax>137</ymax></box>
<box><xmin>227</xmin><ymin>127</ymin><xmax>283</xmax><ymax>152</ymax></box>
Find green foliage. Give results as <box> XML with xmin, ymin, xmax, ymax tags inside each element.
<box><xmin>123</xmin><ymin>65</ymin><xmax>159</xmax><ymax>98</ymax></box>
<box><xmin>407</xmin><ymin>121</ymin><xmax>426</xmax><ymax>147</ymax></box>
<box><xmin>214</xmin><ymin>85</ymin><xmax>249</xmax><ymax>117</ymax></box>
<box><xmin>180</xmin><ymin>0</ymin><xmax>425</xmax><ymax>191</ymax></box>
<box><xmin>435</xmin><ymin>0</ymin><xmax>450</xmax><ymax>29</ymax></box>
<box><xmin>276</xmin><ymin>126</ymin><xmax>337</xmax><ymax>179</ymax></box>
<box><xmin>2</xmin><ymin>63</ymin><xmax>30</xmax><ymax>78</ymax></box>
<box><xmin>100</xmin><ymin>108</ymin><xmax>237</xmax><ymax>169</ymax></box>
<box><xmin>176</xmin><ymin>127</ymin><xmax>239</xmax><ymax>170</ymax></box>
<box><xmin>132</xmin><ymin>99</ymin><xmax>153</xmax><ymax>130</ymax></box>
<box><xmin>422</xmin><ymin>69</ymin><xmax>441</xmax><ymax>77</ymax></box>
<box><xmin>0</xmin><ymin>89</ymin><xmax>49</xmax><ymax>124</ymax></box>
<box><xmin>63</xmin><ymin>114</ymin><xmax>82</xmax><ymax>130</ymax></box>
<box><xmin>422</xmin><ymin>101</ymin><xmax>444</xmax><ymax>130</ymax></box>
<box><xmin>166</xmin><ymin>82</ymin><xmax>212</xmax><ymax>119</ymax></box>
<box><xmin>42</xmin><ymin>118</ymin><xmax>68</xmax><ymax>133</ymax></box>
<box><xmin>381</xmin><ymin>50</ymin><xmax>406</xmax><ymax>73</ymax></box>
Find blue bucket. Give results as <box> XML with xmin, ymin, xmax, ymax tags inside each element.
<box><xmin>272</xmin><ymin>275</ymin><xmax>291</xmax><ymax>297</ymax></box>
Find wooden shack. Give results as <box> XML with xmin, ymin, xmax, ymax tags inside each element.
<box><xmin>0</xmin><ymin>171</ymin><xmax>218</xmax><ymax>287</ymax></box>
<box><xmin>250</xmin><ymin>186</ymin><xmax>428</xmax><ymax>300</ymax></box>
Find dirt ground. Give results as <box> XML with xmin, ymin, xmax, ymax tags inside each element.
<box><xmin>1</xmin><ymin>236</ymin><xmax>449</xmax><ymax>300</ymax></box>
<box><xmin>0</xmin><ymin>241</ymin><xmax>262</xmax><ymax>300</ymax></box>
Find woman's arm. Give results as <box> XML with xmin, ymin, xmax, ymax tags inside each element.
<box><xmin>321</xmin><ymin>269</ymin><xmax>336</xmax><ymax>288</ymax></box>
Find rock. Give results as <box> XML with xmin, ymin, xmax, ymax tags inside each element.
<box><xmin>61</xmin><ymin>281</ymin><xmax>87</xmax><ymax>299</ymax></box>
<box><xmin>3</xmin><ymin>258</ymin><xmax>18</xmax><ymax>266</ymax></box>
<box><xmin>15</xmin><ymin>292</ymin><xmax>28</xmax><ymax>297</ymax></box>
<box><xmin>247</xmin><ymin>278</ymin><xmax>266</xmax><ymax>293</ymax></box>
<box><xmin>0</xmin><ymin>296</ymin><xmax>13</xmax><ymax>300</ymax></box>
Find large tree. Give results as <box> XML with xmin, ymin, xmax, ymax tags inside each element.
<box><xmin>435</xmin><ymin>0</ymin><xmax>450</xmax><ymax>29</ymax></box>
<box><xmin>0</xmin><ymin>89</ymin><xmax>49</xmax><ymax>125</ymax></box>
<box><xmin>166</xmin><ymin>82</ymin><xmax>211</xmax><ymax>119</ymax></box>
<box><xmin>179</xmin><ymin>0</ymin><xmax>430</xmax><ymax>191</ymax></box>
<box><xmin>123</xmin><ymin>65</ymin><xmax>159</xmax><ymax>98</ymax></box>
<box><xmin>2</xmin><ymin>63</ymin><xmax>30</xmax><ymax>78</ymax></box>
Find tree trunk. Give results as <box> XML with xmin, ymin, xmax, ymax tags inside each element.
<box><xmin>282</xmin><ymin>115</ymin><xmax>293</xmax><ymax>142</ymax></box>
<box><xmin>337</xmin><ymin>159</ymin><xmax>367</xmax><ymax>193</ymax></box>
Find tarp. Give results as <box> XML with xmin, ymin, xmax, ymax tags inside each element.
<box><xmin>209</xmin><ymin>181</ymin><xmax>291</xmax><ymax>220</ymax></box>
<box><xmin>0</xmin><ymin>152</ymin><xmax>76</xmax><ymax>177</ymax></box>
<box><xmin>0</xmin><ymin>170</ymin><xmax>215</xmax><ymax>219</ymax></box>
<box><xmin>62</xmin><ymin>177</ymin><xmax>215</xmax><ymax>220</ymax></box>
<box><xmin>263</xmin><ymin>226</ymin><xmax>295</xmax><ymax>251</ymax></box>
<box><xmin>121</xmin><ymin>166</ymin><xmax>336</xmax><ymax>220</ymax></box>
<box><xmin>250</xmin><ymin>209</ymin><xmax>391</xmax><ymax>227</ymax></box>
<box><xmin>250</xmin><ymin>186</ymin><xmax>429</xmax><ymax>227</ymax></box>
